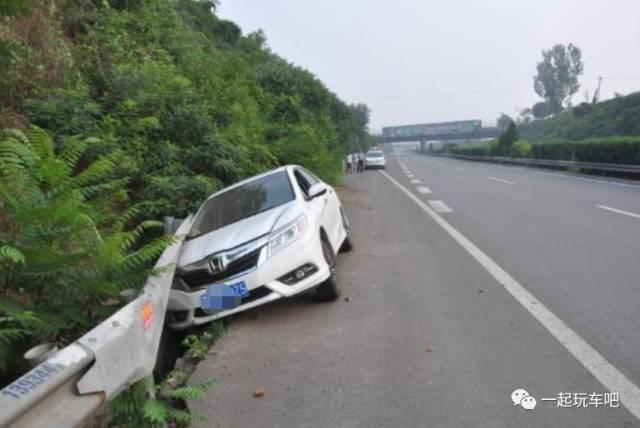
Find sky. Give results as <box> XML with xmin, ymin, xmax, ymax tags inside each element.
<box><xmin>219</xmin><ymin>0</ymin><xmax>640</xmax><ymax>132</ymax></box>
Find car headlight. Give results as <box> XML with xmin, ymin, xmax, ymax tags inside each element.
<box><xmin>268</xmin><ymin>214</ymin><xmax>309</xmax><ymax>258</ymax></box>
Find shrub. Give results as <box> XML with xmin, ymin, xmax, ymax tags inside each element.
<box><xmin>486</xmin><ymin>139</ymin><xmax>500</xmax><ymax>155</ymax></box>
<box><xmin>449</xmin><ymin>144</ymin><xmax>486</xmax><ymax>156</ymax></box>
<box><xmin>447</xmin><ymin>137</ymin><xmax>640</xmax><ymax>165</ymax></box>
<box><xmin>531</xmin><ymin>137</ymin><xmax>640</xmax><ymax>164</ymax></box>
<box><xmin>510</xmin><ymin>140</ymin><xmax>532</xmax><ymax>158</ymax></box>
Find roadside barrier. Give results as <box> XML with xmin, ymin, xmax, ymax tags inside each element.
<box><xmin>425</xmin><ymin>153</ymin><xmax>640</xmax><ymax>175</ymax></box>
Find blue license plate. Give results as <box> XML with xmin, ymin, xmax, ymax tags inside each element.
<box><xmin>229</xmin><ymin>281</ymin><xmax>249</xmax><ymax>298</ymax></box>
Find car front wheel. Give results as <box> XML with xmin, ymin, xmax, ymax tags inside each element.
<box><xmin>315</xmin><ymin>237</ymin><xmax>341</xmax><ymax>301</ymax></box>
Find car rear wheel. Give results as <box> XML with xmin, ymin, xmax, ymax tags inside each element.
<box><xmin>316</xmin><ymin>237</ymin><xmax>341</xmax><ymax>301</ymax></box>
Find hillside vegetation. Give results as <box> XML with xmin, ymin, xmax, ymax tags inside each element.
<box><xmin>1</xmin><ymin>0</ymin><xmax>373</xmax><ymax>218</ymax></box>
<box><xmin>0</xmin><ymin>0</ymin><xmax>372</xmax><ymax>384</ymax></box>
<box><xmin>519</xmin><ymin>92</ymin><xmax>640</xmax><ymax>141</ymax></box>
<box><xmin>447</xmin><ymin>92</ymin><xmax>640</xmax><ymax>165</ymax></box>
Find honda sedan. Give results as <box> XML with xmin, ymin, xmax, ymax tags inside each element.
<box><xmin>166</xmin><ymin>166</ymin><xmax>352</xmax><ymax>329</ymax></box>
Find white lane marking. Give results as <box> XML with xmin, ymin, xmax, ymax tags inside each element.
<box><xmin>497</xmin><ymin>165</ymin><xmax>522</xmax><ymax>171</ymax></box>
<box><xmin>380</xmin><ymin>170</ymin><xmax>640</xmax><ymax>421</ymax></box>
<box><xmin>597</xmin><ymin>205</ymin><xmax>640</xmax><ymax>219</ymax></box>
<box><xmin>455</xmin><ymin>167</ymin><xmax>466</xmax><ymax>172</ymax></box>
<box><xmin>537</xmin><ymin>172</ymin><xmax>640</xmax><ymax>190</ymax></box>
<box><xmin>416</xmin><ymin>186</ymin><xmax>432</xmax><ymax>194</ymax></box>
<box><xmin>427</xmin><ymin>200</ymin><xmax>453</xmax><ymax>213</ymax></box>
<box><xmin>411</xmin><ymin>179</ymin><xmax>421</xmax><ymax>184</ymax></box>
<box><xmin>488</xmin><ymin>176</ymin><xmax>516</xmax><ymax>185</ymax></box>
<box><xmin>407</xmin><ymin>174</ymin><xmax>414</xmax><ymax>178</ymax></box>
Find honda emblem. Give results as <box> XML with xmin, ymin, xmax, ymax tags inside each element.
<box><xmin>208</xmin><ymin>256</ymin><xmax>227</xmax><ymax>274</ymax></box>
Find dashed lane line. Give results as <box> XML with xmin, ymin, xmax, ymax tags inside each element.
<box><xmin>488</xmin><ymin>176</ymin><xmax>516</xmax><ymax>185</ymax></box>
<box><xmin>426</xmin><ymin>200</ymin><xmax>453</xmax><ymax>213</ymax></box>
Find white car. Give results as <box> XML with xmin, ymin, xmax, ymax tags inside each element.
<box><xmin>364</xmin><ymin>150</ymin><xmax>386</xmax><ymax>169</ymax></box>
<box><xmin>167</xmin><ymin>166</ymin><xmax>352</xmax><ymax>329</ymax></box>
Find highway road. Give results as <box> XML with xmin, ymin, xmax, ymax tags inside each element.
<box><xmin>189</xmin><ymin>151</ymin><xmax>640</xmax><ymax>427</ymax></box>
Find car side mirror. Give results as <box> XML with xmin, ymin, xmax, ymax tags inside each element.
<box><xmin>307</xmin><ymin>183</ymin><xmax>328</xmax><ymax>200</ymax></box>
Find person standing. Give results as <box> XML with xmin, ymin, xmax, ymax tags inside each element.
<box><xmin>346</xmin><ymin>153</ymin><xmax>353</xmax><ymax>173</ymax></box>
<box><xmin>357</xmin><ymin>152</ymin><xmax>365</xmax><ymax>173</ymax></box>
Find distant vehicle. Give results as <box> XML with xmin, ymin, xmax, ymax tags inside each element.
<box><xmin>166</xmin><ymin>166</ymin><xmax>353</xmax><ymax>329</ymax></box>
<box><xmin>365</xmin><ymin>150</ymin><xmax>386</xmax><ymax>170</ymax></box>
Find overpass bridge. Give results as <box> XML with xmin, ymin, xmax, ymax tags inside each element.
<box><xmin>375</xmin><ymin>120</ymin><xmax>501</xmax><ymax>151</ymax></box>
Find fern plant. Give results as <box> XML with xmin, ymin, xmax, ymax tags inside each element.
<box><xmin>0</xmin><ymin>127</ymin><xmax>175</xmax><ymax>381</ymax></box>
<box><xmin>109</xmin><ymin>375</ymin><xmax>214</xmax><ymax>428</ymax></box>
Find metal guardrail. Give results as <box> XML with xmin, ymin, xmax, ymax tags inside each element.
<box><xmin>0</xmin><ymin>216</ymin><xmax>193</xmax><ymax>428</ymax></box>
<box><xmin>426</xmin><ymin>153</ymin><xmax>640</xmax><ymax>174</ymax></box>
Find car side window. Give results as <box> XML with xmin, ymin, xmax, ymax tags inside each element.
<box><xmin>294</xmin><ymin>169</ymin><xmax>311</xmax><ymax>197</ymax></box>
<box><xmin>299</xmin><ymin>168</ymin><xmax>319</xmax><ymax>187</ymax></box>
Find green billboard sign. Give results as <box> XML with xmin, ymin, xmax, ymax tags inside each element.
<box><xmin>382</xmin><ymin>120</ymin><xmax>482</xmax><ymax>140</ymax></box>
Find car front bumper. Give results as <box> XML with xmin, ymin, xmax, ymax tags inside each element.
<box><xmin>166</xmin><ymin>230</ymin><xmax>329</xmax><ymax>329</ymax></box>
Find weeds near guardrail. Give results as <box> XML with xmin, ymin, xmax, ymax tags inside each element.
<box><xmin>108</xmin><ymin>375</ymin><xmax>214</xmax><ymax>428</ymax></box>
<box><xmin>182</xmin><ymin>321</ymin><xmax>224</xmax><ymax>362</ymax></box>
<box><xmin>106</xmin><ymin>321</ymin><xmax>224</xmax><ymax>427</ymax></box>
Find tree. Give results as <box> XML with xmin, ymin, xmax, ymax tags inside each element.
<box><xmin>497</xmin><ymin>113</ymin><xmax>514</xmax><ymax>130</ymax></box>
<box><xmin>516</xmin><ymin>107</ymin><xmax>533</xmax><ymax>125</ymax></box>
<box><xmin>533</xmin><ymin>43</ymin><xmax>584</xmax><ymax>115</ymax></box>
<box><xmin>532</xmin><ymin>101</ymin><xmax>553</xmax><ymax>119</ymax></box>
<box><xmin>496</xmin><ymin>121</ymin><xmax>518</xmax><ymax>155</ymax></box>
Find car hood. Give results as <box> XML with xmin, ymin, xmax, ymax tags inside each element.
<box><xmin>179</xmin><ymin>202</ymin><xmax>296</xmax><ymax>267</ymax></box>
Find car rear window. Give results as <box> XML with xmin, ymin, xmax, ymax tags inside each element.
<box><xmin>187</xmin><ymin>171</ymin><xmax>295</xmax><ymax>239</ymax></box>
<box><xmin>367</xmin><ymin>151</ymin><xmax>384</xmax><ymax>158</ymax></box>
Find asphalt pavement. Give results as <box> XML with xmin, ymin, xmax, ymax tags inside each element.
<box><xmin>189</xmin><ymin>151</ymin><xmax>640</xmax><ymax>427</ymax></box>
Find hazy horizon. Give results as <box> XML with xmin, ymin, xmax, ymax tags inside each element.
<box><xmin>219</xmin><ymin>0</ymin><xmax>640</xmax><ymax>131</ymax></box>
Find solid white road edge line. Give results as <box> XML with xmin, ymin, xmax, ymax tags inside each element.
<box><xmin>597</xmin><ymin>205</ymin><xmax>640</xmax><ymax>219</ymax></box>
<box><xmin>488</xmin><ymin>176</ymin><xmax>516</xmax><ymax>185</ymax></box>
<box><xmin>380</xmin><ymin>170</ymin><xmax>640</xmax><ymax>420</ymax></box>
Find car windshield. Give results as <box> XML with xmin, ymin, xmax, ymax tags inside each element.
<box><xmin>367</xmin><ymin>152</ymin><xmax>384</xmax><ymax>158</ymax></box>
<box><xmin>187</xmin><ymin>171</ymin><xmax>294</xmax><ymax>239</ymax></box>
